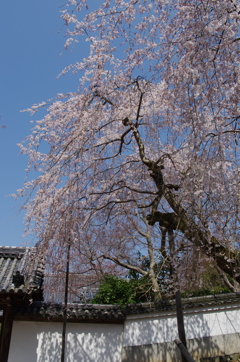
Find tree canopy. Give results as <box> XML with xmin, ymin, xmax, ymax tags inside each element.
<box><xmin>18</xmin><ymin>0</ymin><xmax>240</xmax><ymax>292</ymax></box>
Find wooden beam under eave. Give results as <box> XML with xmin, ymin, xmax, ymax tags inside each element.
<box><xmin>0</xmin><ymin>297</ymin><xmax>14</xmax><ymax>362</ymax></box>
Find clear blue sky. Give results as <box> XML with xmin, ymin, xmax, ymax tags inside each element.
<box><xmin>0</xmin><ymin>1</ymin><xmax>86</xmax><ymax>246</ymax></box>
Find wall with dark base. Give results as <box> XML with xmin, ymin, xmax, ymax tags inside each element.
<box><xmin>122</xmin><ymin>333</ymin><xmax>240</xmax><ymax>362</ymax></box>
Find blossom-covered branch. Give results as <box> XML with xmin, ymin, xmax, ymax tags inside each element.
<box><xmin>17</xmin><ymin>0</ymin><xmax>239</xmax><ymax>291</ymax></box>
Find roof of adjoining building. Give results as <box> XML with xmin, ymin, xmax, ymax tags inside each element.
<box><xmin>0</xmin><ymin>246</ymin><xmax>44</xmax><ymax>295</ymax></box>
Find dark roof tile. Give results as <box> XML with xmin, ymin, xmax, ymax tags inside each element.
<box><xmin>12</xmin><ymin>292</ymin><xmax>240</xmax><ymax>323</ymax></box>
<box><xmin>0</xmin><ymin>246</ymin><xmax>44</xmax><ymax>294</ymax></box>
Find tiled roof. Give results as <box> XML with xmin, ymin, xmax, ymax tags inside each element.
<box><xmin>0</xmin><ymin>246</ymin><xmax>44</xmax><ymax>294</ymax></box>
<box><xmin>124</xmin><ymin>292</ymin><xmax>240</xmax><ymax>315</ymax></box>
<box><xmin>12</xmin><ymin>292</ymin><xmax>240</xmax><ymax>322</ymax></box>
<box><xmin>14</xmin><ymin>301</ymin><xmax>125</xmax><ymax>322</ymax></box>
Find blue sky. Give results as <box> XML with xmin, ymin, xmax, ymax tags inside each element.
<box><xmin>0</xmin><ymin>1</ymin><xmax>86</xmax><ymax>246</ymax></box>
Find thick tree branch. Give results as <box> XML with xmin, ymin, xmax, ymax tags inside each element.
<box><xmin>122</xmin><ymin>114</ymin><xmax>240</xmax><ymax>283</ymax></box>
<box><xmin>102</xmin><ymin>254</ymin><xmax>148</xmax><ymax>276</ymax></box>
<box><xmin>147</xmin><ymin>208</ymin><xmax>240</xmax><ymax>283</ymax></box>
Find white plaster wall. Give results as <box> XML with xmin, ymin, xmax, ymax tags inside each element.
<box><xmin>8</xmin><ymin>321</ymin><xmax>123</xmax><ymax>362</ymax></box>
<box><xmin>123</xmin><ymin>313</ymin><xmax>178</xmax><ymax>346</ymax></box>
<box><xmin>123</xmin><ymin>304</ymin><xmax>240</xmax><ymax>347</ymax></box>
<box><xmin>7</xmin><ymin>304</ymin><xmax>240</xmax><ymax>361</ymax></box>
<box><xmin>185</xmin><ymin>306</ymin><xmax>240</xmax><ymax>339</ymax></box>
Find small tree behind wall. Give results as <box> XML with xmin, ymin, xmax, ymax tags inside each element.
<box><xmin>90</xmin><ymin>275</ymin><xmax>154</xmax><ymax>306</ymax></box>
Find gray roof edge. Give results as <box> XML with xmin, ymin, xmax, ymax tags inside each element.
<box><xmin>15</xmin><ymin>292</ymin><xmax>240</xmax><ymax>315</ymax></box>
<box><xmin>0</xmin><ymin>246</ymin><xmax>35</xmax><ymax>251</ymax></box>
<box><xmin>12</xmin><ymin>293</ymin><xmax>240</xmax><ymax>322</ymax></box>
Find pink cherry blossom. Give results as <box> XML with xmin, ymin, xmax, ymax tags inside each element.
<box><xmin>17</xmin><ymin>0</ymin><xmax>240</xmax><ymax>292</ymax></box>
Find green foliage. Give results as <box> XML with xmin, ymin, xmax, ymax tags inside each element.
<box><xmin>91</xmin><ymin>262</ymin><xmax>232</xmax><ymax>306</ymax></box>
<box><xmin>91</xmin><ymin>275</ymin><xmax>153</xmax><ymax>306</ymax></box>
<box><xmin>91</xmin><ymin>275</ymin><xmax>135</xmax><ymax>306</ymax></box>
<box><xmin>130</xmin><ymin>275</ymin><xmax>156</xmax><ymax>303</ymax></box>
<box><xmin>127</xmin><ymin>252</ymin><xmax>170</xmax><ymax>295</ymax></box>
<box><xmin>182</xmin><ymin>265</ymin><xmax>231</xmax><ymax>298</ymax></box>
